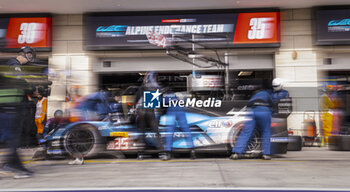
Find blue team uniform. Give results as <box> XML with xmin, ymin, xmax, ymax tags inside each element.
<box><xmin>163</xmin><ymin>94</ymin><xmax>194</xmax><ymax>152</ymax></box>
<box><xmin>78</xmin><ymin>91</ymin><xmax>111</xmax><ymax>120</ymax></box>
<box><xmin>271</xmin><ymin>89</ymin><xmax>290</xmax><ymax>114</ymax></box>
<box><xmin>272</xmin><ymin>89</ymin><xmax>289</xmax><ymax>102</ymax></box>
<box><xmin>233</xmin><ymin>90</ymin><xmax>273</xmax><ymax>155</ymax></box>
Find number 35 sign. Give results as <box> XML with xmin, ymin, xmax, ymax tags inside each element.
<box><xmin>5</xmin><ymin>17</ymin><xmax>52</xmax><ymax>48</ymax></box>
<box><xmin>233</xmin><ymin>12</ymin><xmax>280</xmax><ymax>45</ymax></box>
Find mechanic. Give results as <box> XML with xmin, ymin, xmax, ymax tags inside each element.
<box><xmin>271</xmin><ymin>78</ymin><xmax>290</xmax><ymax>114</ymax></box>
<box><xmin>65</xmin><ymin>91</ymin><xmax>112</xmax><ymax>165</ymax></box>
<box><xmin>321</xmin><ymin>85</ymin><xmax>343</xmax><ymax>144</ymax></box>
<box><xmin>135</xmin><ymin>71</ymin><xmax>164</xmax><ymax>160</ymax></box>
<box><xmin>43</xmin><ymin>110</ymin><xmax>69</xmax><ymax>138</ymax></box>
<box><xmin>77</xmin><ymin>90</ymin><xmax>112</xmax><ymax>121</ymax></box>
<box><xmin>160</xmin><ymin>92</ymin><xmax>195</xmax><ymax>161</ymax></box>
<box><xmin>6</xmin><ymin>46</ymin><xmax>37</xmax><ymax>147</ymax></box>
<box><xmin>7</xmin><ymin>46</ymin><xmax>36</xmax><ymax>72</ymax></box>
<box><xmin>32</xmin><ymin>110</ymin><xmax>69</xmax><ymax>161</ymax></box>
<box><xmin>230</xmin><ymin>80</ymin><xmax>273</xmax><ymax>160</ymax></box>
<box><xmin>35</xmin><ymin>87</ymin><xmax>48</xmax><ymax>141</ymax></box>
<box><xmin>66</xmin><ymin>85</ymin><xmax>84</xmax><ymax>122</ymax></box>
<box><xmin>0</xmin><ymin>74</ymin><xmax>33</xmax><ymax>178</ymax></box>
<box><xmin>22</xmin><ymin>91</ymin><xmax>37</xmax><ymax>147</ymax></box>
<box><xmin>0</xmin><ymin>47</ymin><xmax>36</xmax><ymax>178</ymax></box>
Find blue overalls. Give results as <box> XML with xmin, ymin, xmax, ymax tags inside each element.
<box><xmin>164</xmin><ymin>94</ymin><xmax>194</xmax><ymax>152</ymax></box>
<box><xmin>233</xmin><ymin>90</ymin><xmax>273</xmax><ymax>155</ymax></box>
<box><xmin>272</xmin><ymin>89</ymin><xmax>289</xmax><ymax>102</ymax></box>
<box><xmin>271</xmin><ymin>89</ymin><xmax>289</xmax><ymax>114</ymax></box>
<box><xmin>78</xmin><ymin>91</ymin><xmax>111</xmax><ymax>120</ymax></box>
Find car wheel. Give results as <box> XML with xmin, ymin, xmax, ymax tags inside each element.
<box><xmin>228</xmin><ymin>124</ymin><xmax>261</xmax><ymax>153</ymax></box>
<box><xmin>63</xmin><ymin>124</ymin><xmax>104</xmax><ymax>158</ymax></box>
<box><xmin>287</xmin><ymin>135</ymin><xmax>302</xmax><ymax>151</ymax></box>
<box><xmin>329</xmin><ymin>135</ymin><xmax>350</xmax><ymax>151</ymax></box>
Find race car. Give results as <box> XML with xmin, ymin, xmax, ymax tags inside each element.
<box><xmin>44</xmin><ymin>100</ymin><xmax>289</xmax><ymax>158</ymax></box>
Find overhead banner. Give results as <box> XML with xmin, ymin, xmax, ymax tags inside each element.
<box><xmin>315</xmin><ymin>7</ymin><xmax>350</xmax><ymax>45</ymax></box>
<box><xmin>233</xmin><ymin>12</ymin><xmax>280</xmax><ymax>44</ymax></box>
<box><xmin>0</xmin><ymin>15</ymin><xmax>52</xmax><ymax>51</ymax></box>
<box><xmin>84</xmin><ymin>10</ymin><xmax>280</xmax><ymax>50</ymax></box>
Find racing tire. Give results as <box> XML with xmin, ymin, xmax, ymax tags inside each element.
<box><xmin>228</xmin><ymin>124</ymin><xmax>261</xmax><ymax>154</ymax></box>
<box><xmin>271</xmin><ymin>141</ymin><xmax>288</xmax><ymax>154</ymax></box>
<box><xmin>287</xmin><ymin>135</ymin><xmax>302</xmax><ymax>151</ymax></box>
<box><xmin>329</xmin><ymin>135</ymin><xmax>350</xmax><ymax>151</ymax></box>
<box><xmin>63</xmin><ymin>124</ymin><xmax>104</xmax><ymax>158</ymax></box>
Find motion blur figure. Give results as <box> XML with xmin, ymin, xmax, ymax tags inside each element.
<box><xmin>331</xmin><ymin>86</ymin><xmax>344</xmax><ymax>135</ymax></box>
<box><xmin>135</xmin><ymin>71</ymin><xmax>163</xmax><ymax>160</ymax></box>
<box><xmin>161</xmin><ymin>93</ymin><xmax>195</xmax><ymax>161</ymax></box>
<box><xmin>230</xmin><ymin>80</ymin><xmax>273</xmax><ymax>160</ymax></box>
<box><xmin>42</xmin><ymin>110</ymin><xmax>68</xmax><ymax>138</ymax></box>
<box><xmin>35</xmin><ymin>87</ymin><xmax>48</xmax><ymax>141</ymax></box>
<box><xmin>0</xmin><ymin>46</ymin><xmax>36</xmax><ymax>178</ymax></box>
<box><xmin>32</xmin><ymin>110</ymin><xmax>69</xmax><ymax>161</ymax></box>
<box><xmin>0</xmin><ymin>75</ymin><xmax>33</xmax><ymax>178</ymax></box>
<box><xmin>7</xmin><ymin>47</ymin><xmax>37</xmax><ymax>147</ymax></box>
<box><xmin>65</xmin><ymin>85</ymin><xmax>84</xmax><ymax>122</ymax></box>
<box><xmin>67</xmin><ymin>90</ymin><xmax>111</xmax><ymax>165</ymax></box>
<box><xmin>66</xmin><ymin>88</ymin><xmax>111</xmax><ymax>122</ymax></box>
<box><xmin>78</xmin><ymin>90</ymin><xmax>111</xmax><ymax>121</ymax></box>
<box><xmin>321</xmin><ymin>85</ymin><xmax>344</xmax><ymax>144</ymax></box>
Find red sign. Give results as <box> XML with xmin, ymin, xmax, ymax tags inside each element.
<box><xmin>233</xmin><ymin>12</ymin><xmax>280</xmax><ymax>44</ymax></box>
<box><xmin>5</xmin><ymin>17</ymin><xmax>52</xmax><ymax>48</ymax></box>
<box><xmin>161</xmin><ymin>19</ymin><xmax>180</xmax><ymax>23</ymax></box>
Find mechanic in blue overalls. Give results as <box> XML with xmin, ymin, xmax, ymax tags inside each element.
<box><xmin>78</xmin><ymin>90</ymin><xmax>112</xmax><ymax>121</ymax></box>
<box><xmin>135</xmin><ymin>71</ymin><xmax>164</xmax><ymax>160</ymax></box>
<box><xmin>271</xmin><ymin>78</ymin><xmax>290</xmax><ymax>113</ymax></box>
<box><xmin>67</xmin><ymin>90</ymin><xmax>111</xmax><ymax>165</ymax></box>
<box><xmin>230</xmin><ymin>80</ymin><xmax>273</xmax><ymax>160</ymax></box>
<box><xmin>33</xmin><ymin>110</ymin><xmax>69</xmax><ymax>161</ymax></box>
<box><xmin>160</xmin><ymin>92</ymin><xmax>195</xmax><ymax>161</ymax></box>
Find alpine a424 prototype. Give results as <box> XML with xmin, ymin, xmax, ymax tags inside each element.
<box><xmin>45</xmin><ymin>99</ymin><xmax>290</xmax><ymax>158</ymax></box>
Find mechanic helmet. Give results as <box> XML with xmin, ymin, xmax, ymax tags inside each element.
<box><xmin>272</xmin><ymin>78</ymin><xmax>284</xmax><ymax>91</ymax></box>
<box><xmin>54</xmin><ymin>110</ymin><xmax>64</xmax><ymax>118</ymax></box>
<box><xmin>19</xmin><ymin>46</ymin><xmax>36</xmax><ymax>63</ymax></box>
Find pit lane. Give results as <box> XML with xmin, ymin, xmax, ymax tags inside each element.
<box><xmin>1</xmin><ymin>147</ymin><xmax>350</xmax><ymax>190</ymax></box>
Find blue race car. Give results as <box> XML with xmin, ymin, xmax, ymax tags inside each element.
<box><xmin>44</xmin><ymin>100</ymin><xmax>289</xmax><ymax>158</ymax></box>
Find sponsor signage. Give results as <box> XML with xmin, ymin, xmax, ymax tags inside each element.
<box><xmin>84</xmin><ymin>9</ymin><xmax>280</xmax><ymax>50</ymax></box>
<box><xmin>143</xmin><ymin>89</ymin><xmax>222</xmax><ymax>109</ymax></box>
<box><xmin>233</xmin><ymin>12</ymin><xmax>280</xmax><ymax>44</ymax></box>
<box><xmin>315</xmin><ymin>7</ymin><xmax>350</xmax><ymax>45</ymax></box>
<box><xmin>0</xmin><ymin>15</ymin><xmax>52</xmax><ymax>51</ymax></box>
<box><xmin>191</xmin><ymin>75</ymin><xmax>224</xmax><ymax>91</ymax></box>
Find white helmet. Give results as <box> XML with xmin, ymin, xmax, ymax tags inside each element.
<box><xmin>272</xmin><ymin>78</ymin><xmax>284</xmax><ymax>91</ymax></box>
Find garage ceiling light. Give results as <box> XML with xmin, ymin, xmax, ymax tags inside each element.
<box><xmin>238</xmin><ymin>71</ymin><xmax>253</xmax><ymax>76</ymax></box>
